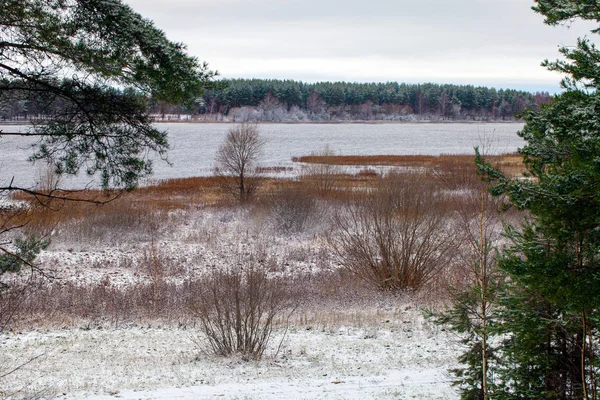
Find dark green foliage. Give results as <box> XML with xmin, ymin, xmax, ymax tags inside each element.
<box><xmin>195</xmin><ymin>79</ymin><xmax>545</xmax><ymax>120</ymax></box>
<box><xmin>0</xmin><ymin>236</ymin><xmax>49</xmax><ymax>291</ymax></box>
<box><xmin>452</xmin><ymin>339</ymin><xmax>496</xmax><ymax>400</ymax></box>
<box><xmin>430</xmin><ymin>243</ymin><xmax>503</xmax><ymax>400</ymax></box>
<box><xmin>432</xmin><ymin>285</ymin><xmax>500</xmax><ymax>400</ymax></box>
<box><xmin>470</xmin><ymin>1</ymin><xmax>600</xmax><ymax>398</ymax></box>
<box><xmin>0</xmin><ymin>0</ymin><xmax>215</xmax><ymax>189</ymax></box>
<box><xmin>493</xmin><ymin>285</ymin><xmax>589</xmax><ymax>400</ymax></box>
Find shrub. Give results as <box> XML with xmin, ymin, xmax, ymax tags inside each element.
<box><xmin>329</xmin><ymin>172</ymin><xmax>456</xmax><ymax>291</ymax></box>
<box><xmin>267</xmin><ymin>186</ymin><xmax>318</xmax><ymax>235</ymax></box>
<box><xmin>299</xmin><ymin>145</ymin><xmax>344</xmax><ymax>197</ymax></box>
<box><xmin>190</xmin><ymin>260</ymin><xmax>297</xmax><ymax>360</ymax></box>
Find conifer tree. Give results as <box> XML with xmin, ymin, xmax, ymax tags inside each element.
<box><xmin>0</xmin><ymin>0</ymin><xmax>214</xmax><ymax>312</ymax></box>
<box><xmin>475</xmin><ymin>1</ymin><xmax>600</xmax><ymax>398</ymax></box>
<box><xmin>430</xmin><ymin>173</ymin><xmax>504</xmax><ymax>400</ymax></box>
<box><xmin>1</xmin><ymin>0</ymin><xmax>215</xmax><ymax>191</ymax></box>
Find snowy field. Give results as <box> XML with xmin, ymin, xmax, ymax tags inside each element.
<box><xmin>3</xmin><ymin>311</ymin><xmax>461</xmax><ymax>399</ymax></box>
<box><xmin>1</xmin><ymin>205</ymin><xmax>464</xmax><ymax>399</ymax></box>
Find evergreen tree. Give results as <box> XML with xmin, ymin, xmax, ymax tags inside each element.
<box><xmin>475</xmin><ymin>1</ymin><xmax>600</xmax><ymax>398</ymax></box>
<box><xmin>0</xmin><ymin>236</ymin><xmax>49</xmax><ymax>292</ymax></box>
<box><xmin>199</xmin><ymin>79</ymin><xmax>536</xmax><ymax>121</ymax></box>
<box><xmin>0</xmin><ymin>0</ymin><xmax>214</xmax><ymax>314</ymax></box>
<box><xmin>1</xmin><ymin>0</ymin><xmax>215</xmax><ymax>191</ymax></box>
<box><xmin>430</xmin><ymin>176</ymin><xmax>505</xmax><ymax>400</ymax></box>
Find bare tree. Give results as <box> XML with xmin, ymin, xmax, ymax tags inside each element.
<box><xmin>256</xmin><ymin>92</ymin><xmax>284</xmax><ymax>122</ymax></box>
<box><xmin>259</xmin><ymin>92</ymin><xmax>280</xmax><ymax>112</ymax></box>
<box><xmin>305</xmin><ymin>91</ymin><xmax>325</xmax><ymax>116</ymax></box>
<box><xmin>214</xmin><ymin>123</ymin><xmax>266</xmax><ymax>202</ymax></box>
<box><xmin>329</xmin><ymin>172</ymin><xmax>456</xmax><ymax>291</ymax></box>
<box><xmin>439</xmin><ymin>91</ymin><xmax>450</xmax><ymax>119</ymax></box>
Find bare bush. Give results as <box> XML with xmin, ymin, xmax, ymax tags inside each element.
<box><xmin>49</xmin><ymin>200</ymin><xmax>169</xmax><ymax>246</ymax></box>
<box><xmin>329</xmin><ymin>172</ymin><xmax>456</xmax><ymax>291</ymax></box>
<box><xmin>214</xmin><ymin>123</ymin><xmax>266</xmax><ymax>202</ymax></box>
<box><xmin>267</xmin><ymin>186</ymin><xmax>319</xmax><ymax>235</ymax></box>
<box><xmin>190</xmin><ymin>260</ymin><xmax>297</xmax><ymax>360</ymax></box>
<box><xmin>300</xmin><ymin>145</ymin><xmax>344</xmax><ymax>197</ymax></box>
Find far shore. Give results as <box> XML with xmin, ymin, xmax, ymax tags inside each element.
<box><xmin>0</xmin><ymin>119</ymin><xmax>524</xmax><ymax>126</ymax></box>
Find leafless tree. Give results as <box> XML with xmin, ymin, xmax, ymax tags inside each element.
<box><xmin>439</xmin><ymin>91</ymin><xmax>450</xmax><ymax>119</ymax></box>
<box><xmin>214</xmin><ymin>123</ymin><xmax>266</xmax><ymax>202</ymax></box>
<box><xmin>416</xmin><ymin>91</ymin><xmax>426</xmax><ymax>115</ymax></box>
<box><xmin>358</xmin><ymin>101</ymin><xmax>374</xmax><ymax>120</ymax></box>
<box><xmin>305</xmin><ymin>91</ymin><xmax>325</xmax><ymax>115</ymax></box>
<box><xmin>260</xmin><ymin>92</ymin><xmax>280</xmax><ymax>112</ymax></box>
<box><xmin>329</xmin><ymin>172</ymin><xmax>456</xmax><ymax>291</ymax></box>
<box><xmin>259</xmin><ymin>92</ymin><xmax>282</xmax><ymax>122</ymax></box>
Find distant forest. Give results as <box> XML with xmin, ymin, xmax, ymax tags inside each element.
<box><xmin>1</xmin><ymin>78</ymin><xmax>552</xmax><ymax>123</ymax></box>
<box><xmin>156</xmin><ymin>79</ymin><xmax>552</xmax><ymax>122</ymax></box>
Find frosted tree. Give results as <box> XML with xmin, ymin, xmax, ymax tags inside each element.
<box><xmin>475</xmin><ymin>1</ymin><xmax>600</xmax><ymax>397</ymax></box>
<box><xmin>0</xmin><ymin>0</ymin><xmax>214</xmax><ymax>321</ymax></box>
<box><xmin>214</xmin><ymin>123</ymin><xmax>266</xmax><ymax>202</ymax></box>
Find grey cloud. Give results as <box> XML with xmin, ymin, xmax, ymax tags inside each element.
<box><xmin>135</xmin><ymin>0</ymin><xmax>528</xmax><ymax>25</ymax></box>
<box><xmin>125</xmin><ymin>0</ymin><xmax>596</xmax><ymax>90</ymax></box>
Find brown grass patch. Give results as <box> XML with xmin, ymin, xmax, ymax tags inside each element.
<box><xmin>6</xmin><ymin>152</ymin><xmax>521</xmax><ymax>241</ymax></box>
<box><xmin>1</xmin><ymin>153</ymin><xmax>528</xmax><ymax>330</ymax></box>
<box><xmin>294</xmin><ymin>153</ymin><xmax>523</xmax><ymax>176</ymax></box>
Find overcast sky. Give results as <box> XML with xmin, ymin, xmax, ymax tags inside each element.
<box><xmin>125</xmin><ymin>0</ymin><xmax>596</xmax><ymax>93</ymax></box>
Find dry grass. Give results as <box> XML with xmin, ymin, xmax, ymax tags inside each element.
<box><xmin>8</xmin><ymin>269</ymin><xmax>442</xmax><ymax>332</ymax></box>
<box><xmin>8</xmin><ymin>271</ymin><xmax>387</xmax><ymax>331</ymax></box>
<box><xmin>294</xmin><ymin>153</ymin><xmax>524</xmax><ymax>176</ymax></box>
<box><xmin>5</xmin><ymin>153</ymin><xmax>513</xmax><ymax>249</ymax></box>
<box><xmin>0</xmin><ymin>153</ymin><xmax>523</xmax><ymax>330</ymax></box>
<box><xmin>9</xmin><ymin>153</ymin><xmax>511</xmax><ymax>226</ymax></box>
<box><xmin>7</xmin><ymin>177</ymin><xmax>226</xmax><ymax>237</ymax></box>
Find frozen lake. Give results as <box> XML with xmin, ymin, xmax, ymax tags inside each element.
<box><xmin>1</xmin><ymin>122</ymin><xmax>524</xmax><ymax>188</ymax></box>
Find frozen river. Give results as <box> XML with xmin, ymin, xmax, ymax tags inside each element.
<box><xmin>1</xmin><ymin>122</ymin><xmax>524</xmax><ymax>188</ymax></box>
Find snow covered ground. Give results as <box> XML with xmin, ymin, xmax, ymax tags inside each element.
<box><xmin>2</xmin><ymin>310</ymin><xmax>461</xmax><ymax>399</ymax></box>
<box><xmin>1</xmin><ymin>206</ymin><xmax>463</xmax><ymax>399</ymax></box>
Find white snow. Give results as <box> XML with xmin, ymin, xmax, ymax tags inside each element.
<box><xmin>2</xmin><ymin>312</ymin><xmax>461</xmax><ymax>399</ymax></box>
<box><xmin>1</xmin><ymin>206</ymin><xmax>463</xmax><ymax>399</ymax></box>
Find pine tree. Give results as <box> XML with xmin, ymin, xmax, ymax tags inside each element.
<box><xmin>475</xmin><ymin>1</ymin><xmax>600</xmax><ymax>398</ymax></box>
<box><xmin>430</xmin><ymin>176</ymin><xmax>504</xmax><ymax>400</ymax></box>
<box><xmin>1</xmin><ymin>0</ymin><xmax>215</xmax><ymax>191</ymax></box>
<box><xmin>0</xmin><ymin>0</ymin><xmax>215</xmax><ymax>324</ymax></box>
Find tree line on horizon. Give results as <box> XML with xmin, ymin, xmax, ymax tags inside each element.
<box><xmin>191</xmin><ymin>79</ymin><xmax>551</xmax><ymax>121</ymax></box>
<box><xmin>0</xmin><ymin>78</ymin><xmax>552</xmax><ymax>123</ymax></box>
<box><xmin>195</xmin><ymin>79</ymin><xmax>553</xmax><ymax>122</ymax></box>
